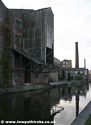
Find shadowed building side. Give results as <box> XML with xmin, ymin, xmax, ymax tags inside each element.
<box><xmin>0</xmin><ymin>0</ymin><xmax>11</xmax><ymax>87</ymax></box>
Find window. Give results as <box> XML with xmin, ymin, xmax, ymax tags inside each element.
<box><xmin>23</xmin><ymin>39</ymin><xmax>29</xmax><ymax>49</ymax></box>
<box><xmin>63</xmin><ymin>61</ymin><xmax>65</xmax><ymax>64</ymax></box>
<box><xmin>66</xmin><ymin>61</ymin><xmax>68</xmax><ymax>65</ymax></box>
<box><xmin>16</xmin><ymin>19</ymin><xmax>22</xmax><ymax>31</ymax></box>
<box><xmin>15</xmin><ymin>34</ymin><xmax>21</xmax><ymax>43</ymax></box>
<box><xmin>15</xmin><ymin>34</ymin><xmax>22</xmax><ymax>48</ymax></box>
<box><xmin>63</xmin><ymin>65</ymin><xmax>65</xmax><ymax>68</ymax></box>
<box><xmin>23</xmin><ymin>29</ymin><xmax>28</xmax><ymax>39</ymax></box>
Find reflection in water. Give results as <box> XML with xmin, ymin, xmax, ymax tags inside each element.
<box><xmin>54</xmin><ymin>81</ymin><xmax>89</xmax><ymax>125</ymax></box>
<box><xmin>75</xmin><ymin>82</ymin><xmax>89</xmax><ymax>117</ymax></box>
<box><xmin>0</xmin><ymin>89</ymin><xmax>63</xmax><ymax>125</ymax></box>
<box><xmin>75</xmin><ymin>88</ymin><xmax>79</xmax><ymax>117</ymax></box>
<box><xmin>0</xmin><ymin>82</ymin><xmax>90</xmax><ymax>125</ymax></box>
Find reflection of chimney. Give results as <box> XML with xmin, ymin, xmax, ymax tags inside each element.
<box><xmin>75</xmin><ymin>42</ymin><xmax>79</xmax><ymax>68</ymax></box>
<box><xmin>75</xmin><ymin>89</ymin><xmax>79</xmax><ymax>117</ymax></box>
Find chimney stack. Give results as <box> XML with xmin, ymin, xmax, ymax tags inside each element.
<box><xmin>84</xmin><ymin>58</ymin><xmax>86</xmax><ymax>69</ymax></box>
<box><xmin>75</xmin><ymin>42</ymin><xmax>79</xmax><ymax>68</ymax></box>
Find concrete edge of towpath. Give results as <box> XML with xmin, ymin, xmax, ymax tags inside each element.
<box><xmin>71</xmin><ymin>101</ymin><xmax>91</xmax><ymax>125</ymax></box>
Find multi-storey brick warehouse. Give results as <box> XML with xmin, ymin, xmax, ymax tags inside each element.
<box><xmin>0</xmin><ymin>0</ymin><xmax>54</xmax><ymax>87</ymax></box>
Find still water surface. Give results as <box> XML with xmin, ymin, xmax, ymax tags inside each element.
<box><xmin>0</xmin><ymin>82</ymin><xmax>91</xmax><ymax>125</ymax></box>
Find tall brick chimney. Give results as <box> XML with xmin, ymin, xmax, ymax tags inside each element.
<box><xmin>75</xmin><ymin>42</ymin><xmax>79</xmax><ymax>68</ymax></box>
<box><xmin>84</xmin><ymin>58</ymin><xmax>86</xmax><ymax>69</ymax></box>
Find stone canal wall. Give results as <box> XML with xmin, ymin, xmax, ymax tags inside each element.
<box><xmin>0</xmin><ymin>80</ymin><xmax>87</xmax><ymax>95</ymax></box>
<box><xmin>0</xmin><ymin>81</ymin><xmax>67</xmax><ymax>95</ymax></box>
<box><xmin>0</xmin><ymin>84</ymin><xmax>49</xmax><ymax>95</ymax></box>
<box><xmin>71</xmin><ymin>101</ymin><xmax>91</xmax><ymax>125</ymax></box>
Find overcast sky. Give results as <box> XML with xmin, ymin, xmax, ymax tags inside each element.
<box><xmin>2</xmin><ymin>0</ymin><xmax>91</xmax><ymax>69</ymax></box>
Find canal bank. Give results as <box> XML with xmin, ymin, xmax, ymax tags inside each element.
<box><xmin>0</xmin><ymin>81</ymin><xmax>67</xmax><ymax>95</ymax></box>
<box><xmin>0</xmin><ymin>84</ymin><xmax>49</xmax><ymax>95</ymax></box>
<box><xmin>0</xmin><ymin>80</ymin><xmax>86</xmax><ymax>95</ymax></box>
<box><xmin>71</xmin><ymin>101</ymin><xmax>91</xmax><ymax>125</ymax></box>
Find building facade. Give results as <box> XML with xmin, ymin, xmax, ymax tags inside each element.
<box><xmin>0</xmin><ymin>0</ymin><xmax>54</xmax><ymax>87</ymax></box>
<box><xmin>60</xmin><ymin>59</ymin><xmax>72</xmax><ymax>68</ymax></box>
<box><xmin>63</xmin><ymin>68</ymin><xmax>88</xmax><ymax>81</ymax></box>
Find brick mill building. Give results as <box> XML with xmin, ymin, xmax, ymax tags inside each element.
<box><xmin>0</xmin><ymin>0</ymin><xmax>54</xmax><ymax>87</ymax></box>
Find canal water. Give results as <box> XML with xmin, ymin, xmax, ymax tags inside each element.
<box><xmin>0</xmin><ymin>82</ymin><xmax>91</xmax><ymax>125</ymax></box>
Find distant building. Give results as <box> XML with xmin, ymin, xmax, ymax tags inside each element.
<box><xmin>0</xmin><ymin>0</ymin><xmax>54</xmax><ymax>87</ymax></box>
<box><xmin>60</xmin><ymin>59</ymin><xmax>72</xmax><ymax>68</ymax></box>
<box><xmin>88</xmin><ymin>70</ymin><xmax>91</xmax><ymax>81</ymax></box>
<box><xmin>63</xmin><ymin>68</ymin><xmax>88</xmax><ymax>81</ymax></box>
<box><xmin>60</xmin><ymin>59</ymin><xmax>88</xmax><ymax>81</ymax></box>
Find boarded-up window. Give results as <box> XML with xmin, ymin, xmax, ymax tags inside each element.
<box><xmin>16</xmin><ymin>19</ymin><xmax>22</xmax><ymax>31</ymax></box>
<box><xmin>15</xmin><ymin>34</ymin><xmax>22</xmax><ymax>49</ymax></box>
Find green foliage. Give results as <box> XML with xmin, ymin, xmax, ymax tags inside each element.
<box><xmin>76</xmin><ymin>71</ymin><xmax>83</xmax><ymax>80</ymax></box>
<box><xmin>85</xmin><ymin>115</ymin><xmax>91</xmax><ymax>125</ymax></box>
<box><xmin>61</xmin><ymin>70</ymin><xmax>65</xmax><ymax>80</ymax></box>
<box><xmin>68</xmin><ymin>71</ymin><xmax>71</xmax><ymax>81</ymax></box>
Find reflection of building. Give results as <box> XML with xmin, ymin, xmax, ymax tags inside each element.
<box><xmin>60</xmin><ymin>81</ymin><xmax>89</xmax><ymax>101</ymax></box>
<box><xmin>0</xmin><ymin>0</ymin><xmax>54</xmax><ymax>86</ymax></box>
<box><xmin>0</xmin><ymin>88</ymin><xmax>64</xmax><ymax>124</ymax></box>
<box><xmin>61</xmin><ymin>86</ymin><xmax>72</xmax><ymax>101</ymax></box>
<box><xmin>60</xmin><ymin>59</ymin><xmax>72</xmax><ymax>68</ymax></box>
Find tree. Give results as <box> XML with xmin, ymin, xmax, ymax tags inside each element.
<box><xmin>61</xmin><ymin>70</ymin><xmax>65</xmax><ymax>80</ymax></box>
<box><xmin>68</xmin><ymin>71</ymin><xmax>71</xmax><ymax>81</ymax></box>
